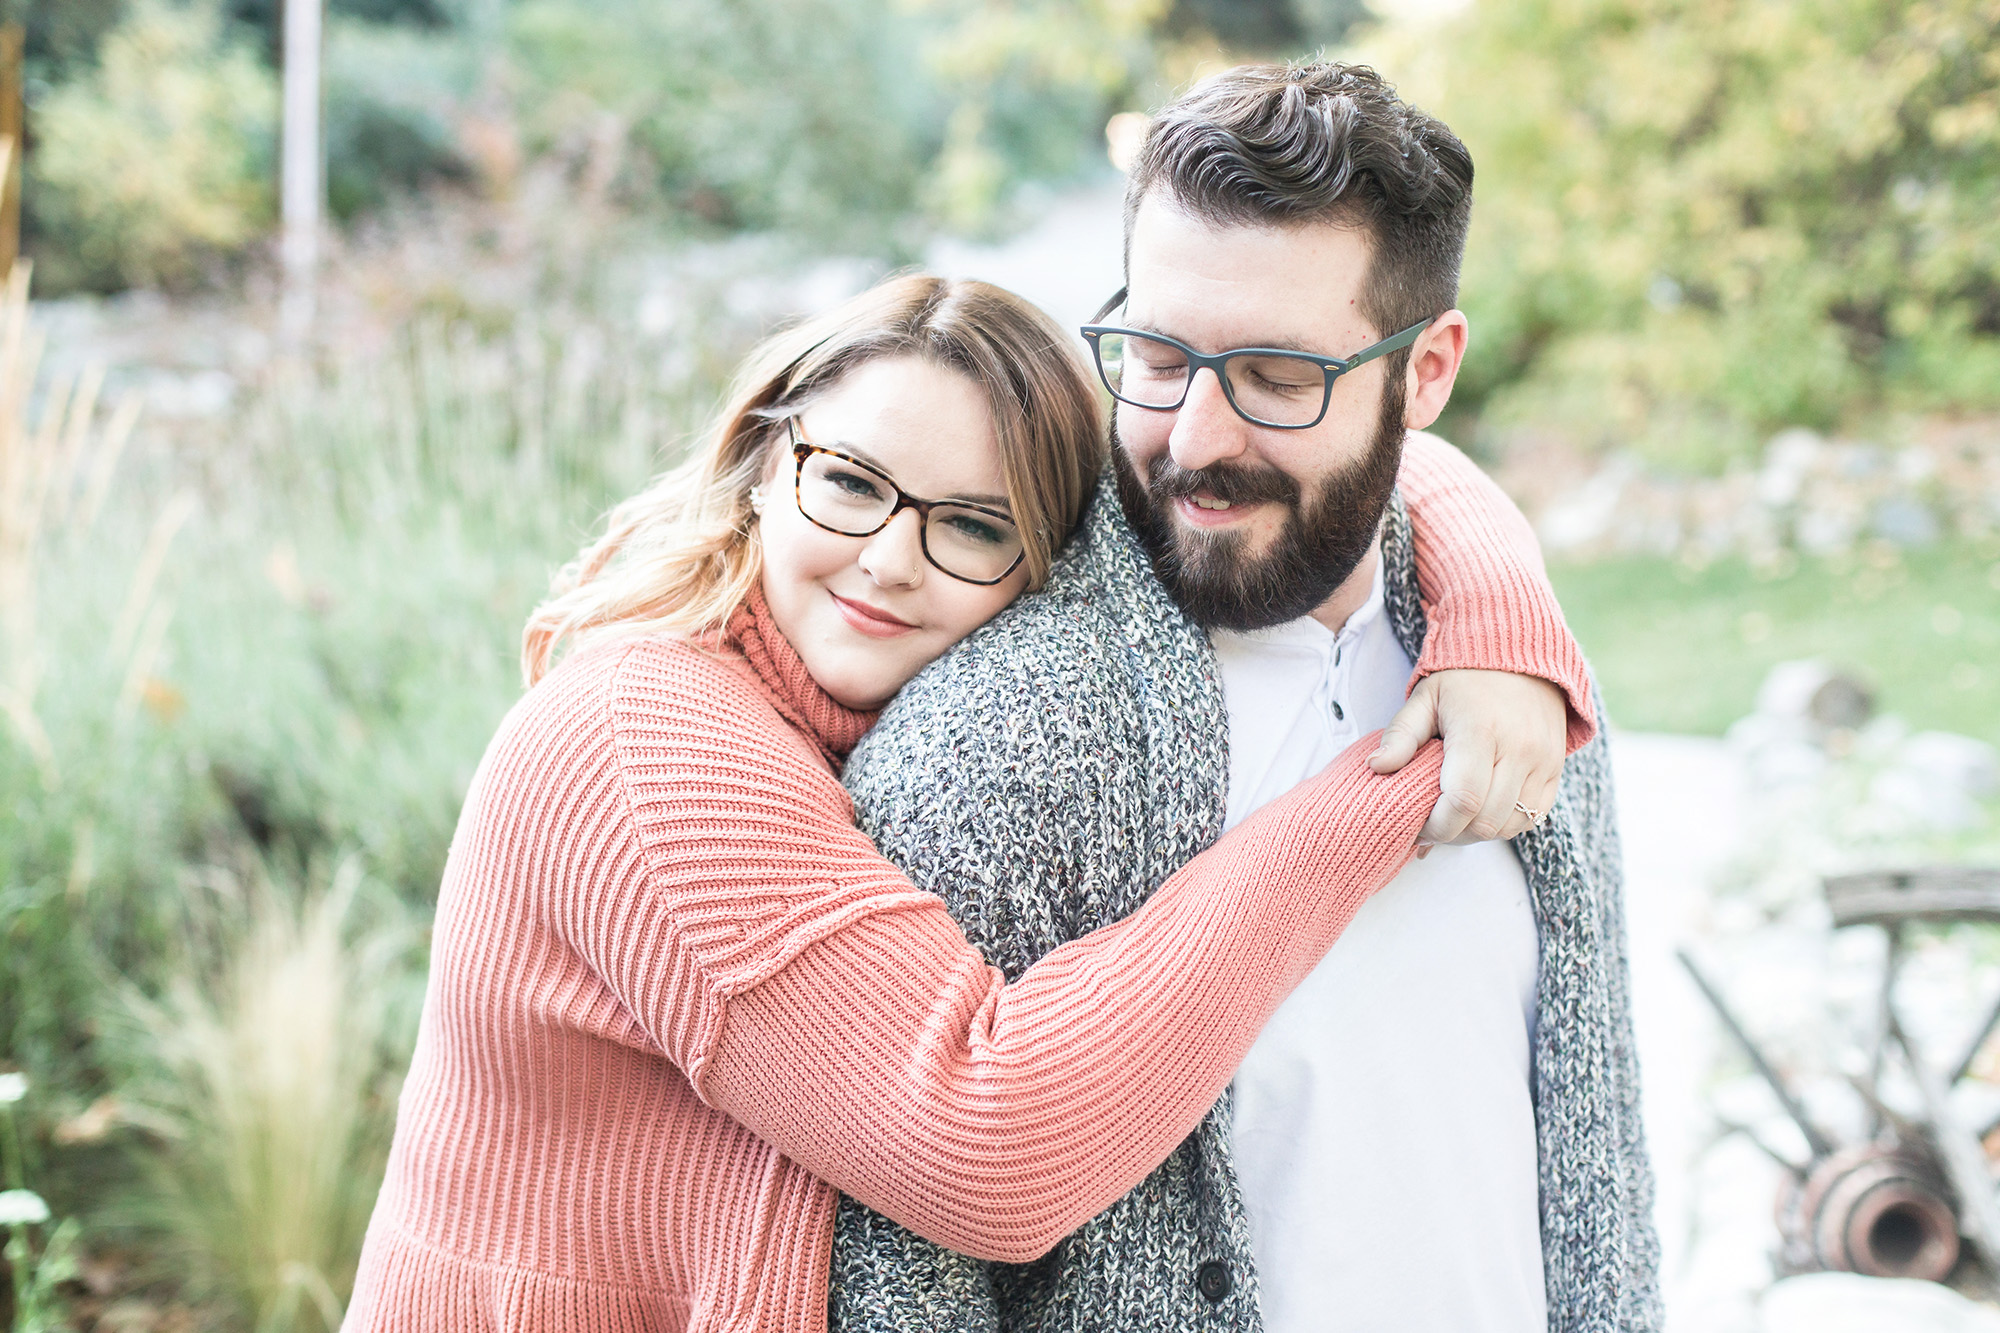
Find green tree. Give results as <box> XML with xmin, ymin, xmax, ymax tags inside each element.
<box><xmin>914</xmin><ymin>0</ymin><xmax>1174</xmax><ymax>229</ymax></box>
<box><xmin>1431</xmin><ymin>0</ymin><xmax>2000</xmax><ymax>465</ymax></box>
<box><xmin>501</xmin><ymin>0</ymin><xmax>1187</xmax><ymax>244</ymax></box>
<box><xmin>1168</xmin><ymin>0</ymin><xmax>1372</xmax><ymax>52</ymax></box>
<box><xmin>27</xmin><ymin>0</ymin><xmax>277</xmax><ymax>291</ymax></box>
<box><xmin>503</xmin><ymin>0</ymin><xmax>935</xmax><ymax>245</ymax></box>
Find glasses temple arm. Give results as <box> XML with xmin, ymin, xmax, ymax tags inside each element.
<box><xmin>1087</xmin><ymin>287</ymin><xmax>1129</xmax><ymax>325</ymax></box>
<box><xmin>1342</xmin><ymin>316</ymin><xmax>1438</xmax><ymax>371</ymax></box>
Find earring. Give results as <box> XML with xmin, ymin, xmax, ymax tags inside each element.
<box><xmin>748</xmin><ymin>485</ymin><xmax>767</xmax><ymax>514</ymax></box>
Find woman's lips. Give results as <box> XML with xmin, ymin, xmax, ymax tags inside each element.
<box><xmin>831</xmin><ymin>592</ymin><xmax>918</xmax><ymax>638</ymax></box>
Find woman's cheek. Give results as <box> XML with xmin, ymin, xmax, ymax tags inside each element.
<box><xmin>755</xmin><ymin>512</ymin><xmax>824</xmax><ymax>648</ymax></box>
<box><xmin>942</xmin><ymin>575</ymin><xmax>1027</xmax><ymax>642</ymax></box>
<box><xmin>762</xmin><ymin>509</ymin><xmax>837</xmax><ymax>600</ymax></box>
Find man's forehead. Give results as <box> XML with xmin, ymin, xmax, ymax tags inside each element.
<box><xmin>1122</xmin><ymin>192</ymin><xmax>1377</xmax><ymax>347</ymax></box>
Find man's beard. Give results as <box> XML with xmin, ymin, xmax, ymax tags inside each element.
<box><xmin>1113</xmin><ymin>379</ymin><xmax>1407</xmax><ymax>633</ymax></box>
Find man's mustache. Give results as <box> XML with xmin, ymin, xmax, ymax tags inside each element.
<box><xmin>1146</xmin><ymin>456</ymin><xmax>1301</xmax><ymax>510</ymax></box>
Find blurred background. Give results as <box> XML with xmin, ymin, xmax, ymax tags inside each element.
<box><xmin>0</xmin><ymin>0</ymin><xmax>1996</xmax><ymax>1329</ymax></box>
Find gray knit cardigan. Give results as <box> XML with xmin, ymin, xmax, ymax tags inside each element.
<box><xmin>828</xmin><ymin>481</ymin><xmax>1662</xmax><ymax>1333</ymax></box>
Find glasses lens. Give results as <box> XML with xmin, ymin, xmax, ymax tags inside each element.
<box><xmin>1221</xmin><ymin>353</ymin><xmax>1331</xmax><ymax>427</ymax></box>
<box><xmin>925</xmin><ymin>505</ymin><xmax>1023</xmax><ymax>583</ymax></box>
<box><xmin>1095</xmin><ymin>332</ymin><xmax>1190</xmax><ymax>409</ymax></box>
<box><xmin>797</xmin><ymin>449</ymin><xmax>897</xmax><ymax>534</ymax></box>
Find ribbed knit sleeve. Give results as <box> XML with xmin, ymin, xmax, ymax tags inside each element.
<box><xmin>575</xmin><ymin>642</ymin><xmax>938</xmax><ymax>1085</ymax></box>
<box><xmin>582</xmin><ymin>634</ymin><xmax>1442</xmax><ymax>1266</ymax></box>
<box><xmin>1398</xmin><ymin>430</ymin><xmax>1596</xmax><ymax>751</ymax></box>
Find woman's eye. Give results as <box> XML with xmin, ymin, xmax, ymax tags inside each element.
<box><xmin>941</xmin><ymin>514</ymin><xmax>1009</xmax><ymax>546</ymax></box>
<box><xmin>826</xmin><ymin>468</ymin><xmax>885</xmax><ymax>500</ymax></box>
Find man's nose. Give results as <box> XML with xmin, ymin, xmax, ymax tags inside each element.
<box><xmin>1166</xmin><ymin>367</ymin><xmax>1252</xmax><ymax>474</ymax></box>
<box><xmin>856</xmin><ymin>509</ymin><xmax>926</xmax><ymax>588</ymax></box>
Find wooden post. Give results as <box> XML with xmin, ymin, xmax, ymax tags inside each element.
<box><xmin>279</xmin><ymin>0</ymin><xmax>321</xmax><ymax>341</ymax></box>
<box><xmin>0</xmin><ymin>24</ymin><xmax>23</xmax><ymax>282</ymax></box>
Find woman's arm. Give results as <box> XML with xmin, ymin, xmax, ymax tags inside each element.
<box><xmin>1397</xmin><ymin>430</ymin><xmax>1594</xmax><ymax>750</ymax></box>
<box><xmin>1381</xmin><ymin>431</ymin><xmax>1596</xmax><ymax>841</ymax></box>
<box><xmin>577</xmin><ymin>638</ymin><xmax>1440</xmax><ymax>1265</ymax></box>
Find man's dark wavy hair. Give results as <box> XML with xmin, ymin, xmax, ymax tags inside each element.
<box><xmin>1123</xmin><ymin>61</ymin><xmax>1474</xmax><ymax>357</ymax></box>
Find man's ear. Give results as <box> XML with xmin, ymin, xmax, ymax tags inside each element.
<box><xmin>1402</xmin><ymin>310</ymin><xmax>1470</xmax><ymax>431</ymax></box>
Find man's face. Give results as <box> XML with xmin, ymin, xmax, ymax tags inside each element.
<box><xmin>1112</xmin><ymin>195</ymin><xmax>1407</xmax><ymax>632</ymax></box>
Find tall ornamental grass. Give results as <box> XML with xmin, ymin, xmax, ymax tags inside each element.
<box><xmin>109</xmin><ymin>860</ymin><xmax>419</xmax><ymax>1333</ymax></box>
<box><xmin>2</xmin><ymin>265</ymin><xmax>722</xmax><ymax>1323</ymax></box>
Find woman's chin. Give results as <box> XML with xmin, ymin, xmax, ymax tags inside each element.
<box><xmin>808</xmin><ymin>654</ymin><xmax>910</xmax><ymax>713</ymax></box>
<box><xmin>822</xmin><ymin>679</ymin><xmax>891</xmax><ymax>711</ymax></box>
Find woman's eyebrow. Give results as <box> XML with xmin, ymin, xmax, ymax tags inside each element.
<box><xmin>833</xmin><ymin>442</ymin><xmax>1013</xmax><ymax>512</ymax></box>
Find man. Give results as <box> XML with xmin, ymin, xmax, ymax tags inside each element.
<box><xmin>831</xmin><ymin>63</ymin><xmax>1658</xmax><ymax>1333</ymax></box>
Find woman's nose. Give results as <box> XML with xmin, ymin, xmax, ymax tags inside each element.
<box><xmin>856</xmin><ymin>509</ymin><xmax>926</xmax><ymax>588</ymax></box>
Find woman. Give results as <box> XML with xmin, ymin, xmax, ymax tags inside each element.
<box><xmin>345</xmin><ymin>275</ymin><xmax>1587</xmax><ymax>1331</ymax></box>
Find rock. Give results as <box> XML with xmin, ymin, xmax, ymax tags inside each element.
<box><xmin>1897</xmin><ymin>448</ymin><xmax>1939</xmax><ymax>484</ymax></box>
<box><xmin>1754</xmin><ymin>660</ymin><xmax>1877</xmax><ymax>733</ymax></box>
<box><xmin>1871</xmin><ymin>731</ymin><xmax>2000</xmax><ymax>830</ymax></box>
<box><xmin>1898</xmin><ymin>733</ymin><xmax>2000</xmax><ymax>799</ymax></box>
<box><xmin>1797</xmin><ymin>499</ymin><xmax>1863</xmax><ymax>556</ymax></box>
<box><xmin>1759</xmin><ymin>429</ymin><xmax>1825</xmax><ymax>507</ymax></box>
<box><xmin>1726</xmin><ymin>712</ymin><xmax>1830</xmax><ymax>791</ymax></box>
<box><xmin>1760</xmin><ymin>1273</ymin><xmax>2000</xmax><ymax>1332</ymax></box>
<box><xmin>1874</xmin><ymin>495</ymin><xmax>1942</xmax><ymax>547</ymax></box>
<box><xmin>1538</xmin><ymin>454</ymin><xmax>1639</xmax><ymax>553</ymax></box>
<box><xmin>145</xmin><ymin>368</ymin><xmax>237</xmax><ymax>419</ymax></box>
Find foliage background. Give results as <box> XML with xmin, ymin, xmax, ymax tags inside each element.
<box><xmin>1430</xmin><ymin>0</ymin><xmax>2000</xmax><ymax>464</ymax></box>
<box><xmin>1</xmin><ymin>0</ymin><xmax>1996</xmax><ymax>1327</ymax></box>
<box><xmin>13</xmin><ymin>0</ymin><xmax>1998</xmax><ymax>456</ymax></box>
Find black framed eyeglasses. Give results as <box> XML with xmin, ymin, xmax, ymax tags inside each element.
<box><xmin>1079</xmin><ymin>287</ymin><xmax>1436</xmax><ymax>430</ymax></box>
<box><xmin>785</xmin><ymin>416</ymin><xmax>1026</xmax><ymax>586</ymax></box>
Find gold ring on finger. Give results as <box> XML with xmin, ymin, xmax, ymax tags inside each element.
<box><xmin>1513</xmin><ymin>800</ymin><xmax>1545</xmax><ymax>827</ymax></box>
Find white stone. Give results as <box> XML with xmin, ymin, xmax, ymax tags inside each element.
<box><xmin>1755</xmin><ymin>660</ymin><xmax>1840</xmax><ymax>721</ymax></box>
<box><xmin>1760</xmin><ymin>1273</ymin><xmax>2000</xmax><ymax>1333</ymax></box>
<box><xmin>1870</xmin><ymin>731</ymin><xmax>2000</xmax><ymax>830</ymax></box>
<box><xmin>1759</xmin><ymin>429</ymin><xmax>1824</xmax><ymax>507</ymax></box>
<box><xmin>1538</xmin><ymin>454</ymin><xmax>1639</xmax><ymax>552</ymax></box>
<box><xmin>1899</xmin><ymin>732</ymin><xmax>2000</xmax><ymax>799</ymax></box>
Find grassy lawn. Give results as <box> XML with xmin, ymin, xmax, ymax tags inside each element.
<box><xmin>1551</xmin><ymin>537</ymin><xmax>2000</xmax><ymax>744</ymax></box>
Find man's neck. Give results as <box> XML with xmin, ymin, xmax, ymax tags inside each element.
<box><xmin>1306</xmin><ymin>539</ymin><xmax>1382</xmax><ymax>636</ymax></box>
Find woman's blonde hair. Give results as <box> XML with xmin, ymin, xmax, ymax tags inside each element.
<box><xmin>522</xmin><ymin>275</ymin><xmax>1104</xmax><ymax>685</ymax></box>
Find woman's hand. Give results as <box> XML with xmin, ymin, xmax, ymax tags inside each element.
<box><xmin>1367</xmin><ymin>669</ymin><xmax>1567</xmax><ymax>849</ymax></box>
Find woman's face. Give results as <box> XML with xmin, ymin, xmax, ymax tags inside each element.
<box><xmin>758</xmin><ymin>356</ymin><xmax>1028</xmax><ymax>711</ymax></box>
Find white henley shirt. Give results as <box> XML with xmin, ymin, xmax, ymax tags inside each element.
<box><xmin>1216</xmin><ymin>559</ymin><xmax>1547</xmax><ymax>1333</ymax></box>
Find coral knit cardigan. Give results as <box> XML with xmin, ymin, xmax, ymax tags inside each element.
<box><xmin>345</xmin><ymin>436</ymin><xmax>1593</xmax><ymax>1333</ymax></box>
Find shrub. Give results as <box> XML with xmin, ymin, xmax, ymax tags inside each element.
<box><xmin>323</xmin><ymin>21</ymin><xmax>472</xmax><ymax>221</ymax></box>
<box><xmin>503</xmin><ymin>0</ymin><xmax>935</xmax><ymax>245</ymax></box>
<box><xmin>916</xmin><ymin>0</ymin><xmax>1174</xmax><ymax>230</ymax></box>
<box><xmin>24</xmin><ymin>0</ymin><xmax>1197</xmax><ymax>290</ymax></box>
<box><xmin>502</xmin><ymin>0</ymin><xmax>1187</xmax><ymax>244</ymax></box>
<box><xmin>27</xmin><ymin>0</ymin><xmax>278</xmax><ymax>292</ymax></box>
<box><xmin>1421</xmin><ymin>0</ymin><xmax>2000</xmax><ymax>466</ymax></box>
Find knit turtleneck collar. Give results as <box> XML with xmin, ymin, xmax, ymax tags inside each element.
<box><xmin>725</xmin><ymin>586</ymin><xmax>879</xmax><ymax>767</ymax></box>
